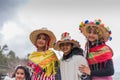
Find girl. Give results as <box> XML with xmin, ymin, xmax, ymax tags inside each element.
<box><xmin>4</xmin><ymin>65</ymin><xmax>31</xmax><ymax>80</ymax></box>
<box><xmin>27</xmin><ymin>27</ymin><xmax>61</xmax><ymax>80</ymax></box>
<box><xmin>54</xmin><ymin>32</ymin><xmax>89</xmax><ymax>80</ymax></box>
<box><xmin>79</xmin><ymin>19</ymin><xmax>114</xmax><ymax>80</ymax></box>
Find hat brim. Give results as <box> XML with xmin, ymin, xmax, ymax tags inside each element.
<box><xmin>54</xmin><ymin>40</ymin><xmax>80</xmax><ymax>51</ymax></box>
<box><xmin>80</xmin><ymin>24</ymin><xmax>110</xmax><ymax>42</ymax></box>
<box><xmin>30</xmin><ymin>29</ymin><xmax>56</xmax><ymax>48</ymax></box>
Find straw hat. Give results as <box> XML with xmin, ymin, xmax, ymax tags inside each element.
<box><xmin>29</xmin><ymin>27</ymin><xmax>56</xmax><ymax>48</ymax></box>
<box><xmin>53</xmin><ymin>32</ymin><xmax>80</xmax><ymax>51</ymax></box>
<box><xmin>79</xmin><ymin>19</ymin><xmax>112</xmax><ymax>42</ymax></box>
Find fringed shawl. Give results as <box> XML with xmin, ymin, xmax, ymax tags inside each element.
<box><xmin>28</xmin><ymin>50</ymin><xmax>59</xmax><ymax>80</ymax></box>
<box><xmin>87</xmin><ymin>44</ymin><xmax>113</xmax><ymax>65</ymax></box>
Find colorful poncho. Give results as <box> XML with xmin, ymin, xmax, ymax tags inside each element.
<box><xmin>27</xmin><ymin>50</ymin><xmax>59</xmax><ymax>80</ymax></box>
<box><xmin>87</xmin><ymin>44</ymin><xmax>113</xmax><ymax>65</ymax></box>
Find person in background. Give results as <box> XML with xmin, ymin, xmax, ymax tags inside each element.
<box><xmin>53</xmin><ymin>32</ymin><xmax>90</xmax><ymax>80</ymax></box>
<box><xmin>79</xmin><ymin>19</ymin><xmax>114</xmax><ymax>80</ymax></box>
<box><xmin>4</xmin><ymin>65</ymin><xmax>31</xmax><ymax>80</ymax></box>
<box><xmin>27</xmin><ymin>27</ymin><xmax>61</xmax><ymax>80</ymax></box>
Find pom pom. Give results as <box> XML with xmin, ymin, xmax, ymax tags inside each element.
<box><xmin>80</xmin><ymin>22</ymin><xmax>84</xmax><ymax>27</ymax></box>
<box><xmin>96</xmin><ymin>22</ymin><xmax>100</xmax><ymax>25</ymax></box>
<box><xmin>98</xmin><ymin>19</ymin><xmax>102</xmax><ymax>22</ymax></box>
<box><xmin>109</xmin><ymin>30</ymin><xmax>112</xmax><ymax>34</ymax></box>
<box><xmin>109</xmin><ymin>37</ymin><xmax>112</xmax><ymax>41</ymax></box>
<box><xmin>100</xmin><ymin>24</ymin><xmax>104</xmax><ymax>27</ymax></box>
<box><xmin>106</xmin><ymin>26</ymin><xmax>110</xmax><ymax>30</ymax></box>
<box><xmin>85</xmin><ymin>20</ymin><xmax>89</xmax><ymax>24</ymax></box>
<box><xmin>89</xmin><ymin>21</ymin><xmax>94</xmax><ymax>24</ymax></box>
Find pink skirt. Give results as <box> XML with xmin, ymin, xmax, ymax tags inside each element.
<box><xmin>92</xmin><ymin>76</ymin><xmax>113</xmax><ymax>80</ymax></box>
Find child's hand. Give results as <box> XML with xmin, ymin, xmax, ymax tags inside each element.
<box><xmin>79</xmin><ymin>64</ymin><xmax>91</xmax><ymax>75</ymax></box>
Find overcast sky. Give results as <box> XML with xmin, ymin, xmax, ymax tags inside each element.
<box><xmin>0</xmin><ymin>0</ymin><xmax>120</xmax><ymax>72</ymax></box>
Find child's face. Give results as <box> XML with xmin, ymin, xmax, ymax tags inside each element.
<box><xmin>15</xmin><ymin>68</ymin><xmax>25</xmax><ymax>80</ymax></box>
<box><xmin>86</xmin><ymin>27</ymin><xmax>99</xmax><ymax>42</ymax></box>
<box><xmin>36</xmin><ymin>34</ymin><xmax>47</xmax><ymax>49</ymax></box>
<box><xmin>60</xmin><ymin>42</ymin><xmax>72</xmax><ymax>55</ymax></box>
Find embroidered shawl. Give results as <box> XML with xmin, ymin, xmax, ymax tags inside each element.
<box><xmin>87</xmin><ymin>44</ymin><xmax>113</xmax><ymax>65</ymax></box>
<box><xmin>28</xmin><ymin>50</ymin><xmax>59</xmax><ymax>80</ymax></box>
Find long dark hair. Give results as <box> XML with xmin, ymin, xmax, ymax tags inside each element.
<box><xmin>12</xmin><ymin>66</ymin><xmax>31</xmax><ymax>80</ymax></box>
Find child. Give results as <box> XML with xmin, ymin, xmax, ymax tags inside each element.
<box><xmin>27</xmin><ymin>27</ymin><xmax>61</xmax><ymax>80</ymax></box>
<box><xmin>53</xmin><ymin>32</ymin><xmax>89</xmax><ymax>80</ymax></box>
<box><xmin>79</xmin><ymin>19</ymin><xmax>114</xmax><ymax>80</ymax></box>
<box><xmin>4</xmin><ymin>65</ymin><xmax>31</xmax><ymax>80</ymax></box>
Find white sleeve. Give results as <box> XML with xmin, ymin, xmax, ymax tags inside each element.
<box><xmin>74</xmin><ymin>55</ymin><xmax>88</xmax><ymax>77</ymax></box>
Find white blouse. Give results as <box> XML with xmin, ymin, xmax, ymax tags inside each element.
<box><xmin>60</xmin><ymin>55</ymin><xmax>88</xmax><ymax>80</ymax></box>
